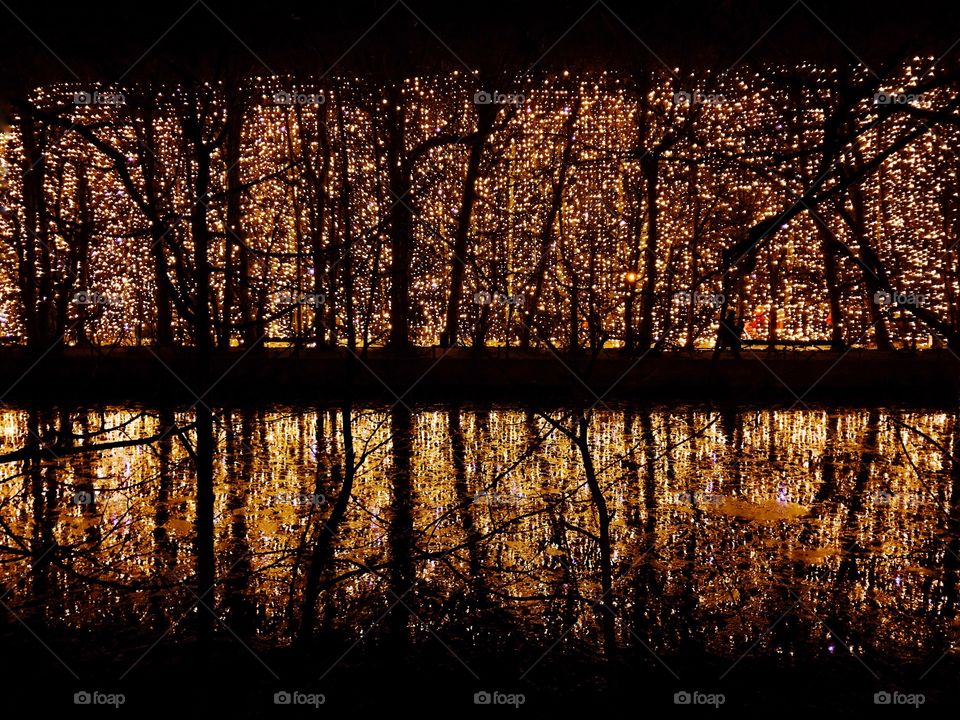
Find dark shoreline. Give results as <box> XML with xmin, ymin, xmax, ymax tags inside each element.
<box><xmin>0</xmin><ymin>347</ymin><xmax>958</xmax><ymax>405</ymax></box>
<box><xmin>2</xmin><ymin>632</ymin><xmax>956</xmax><ymax>714</ymax></box>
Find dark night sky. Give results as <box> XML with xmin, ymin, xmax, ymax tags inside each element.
<box><xmin>1</xmin><ymin>0</ymin><xmax>958</xmax><ymax>91</ymax></box>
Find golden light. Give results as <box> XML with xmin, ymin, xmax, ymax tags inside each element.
<box><xmin>0</xmin><ymin>63</ymin><xmax>951</xmax><ymax>350</ymax></box>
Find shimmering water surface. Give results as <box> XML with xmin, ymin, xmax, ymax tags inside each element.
<box><xmin>1</xmin><ymin>404</ymin><xmax>958</xmax><ymax>692</ymax></box>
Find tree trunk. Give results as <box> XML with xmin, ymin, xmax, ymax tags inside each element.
<box><xmin>441</xmin><ymin>105</ymin><xmax>496</xmax><ymax>347</ymax></box>
<box><xmin>221</xmin><ymin>94</ymin><xmax>246</xmax><ymax>348</ymax></box>
<box><xmin>187</xmin><ymin>121</ymin><xmax>213</xmax><ymax>353</ymax></box>
<box><xmin>138</xmin><ymin>114</ymin><xmax>175</xmax><ymax>348</ymax></box>
<box><xmin>386</xmin><ymin>88</ymin><xmax>414</xmax><ymax>349</ymax></box>
<box><xmin>811</xmin><ymin>213</ymin><xmax>847</xmax><ymax>350</ymax></box>
<box><xmin>18</xmin><ymin>120</ymin><xmax>54</xmax><ymax>351</ymax></box>
<box><xmin>519</xmin><ymin>100</ymin><xmax>580</xmax><ymax>348</ymax></box>
<box><xmin>846</xmin><ymin>182</ymin><xmax>892</xmax><ymax>350</ymax></box>
<box><xmin>334</xmin><ymin>95</ymin><xmax>355</xmax><ymax>350</ymax></box>
<box><xmin>636</xmin><ymin>152</ymin><xmax>660</xmax><ymax>350</ymax></box>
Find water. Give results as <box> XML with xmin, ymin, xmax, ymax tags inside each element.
<box><xmin>1</xmin><ymin>403</ymin><xmax>958</xmax><ymax>710</ymax></box>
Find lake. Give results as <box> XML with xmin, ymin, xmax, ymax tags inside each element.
<box><xmin>0</xmin><ymin>403</ymin><xmax>957</xmax><ymax>712</ymax></box>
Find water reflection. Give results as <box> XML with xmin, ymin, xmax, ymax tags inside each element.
<box><xmin>0</xmin><ymin>404</ymin><xmax>958</xmax><ymax>668</ymax></box>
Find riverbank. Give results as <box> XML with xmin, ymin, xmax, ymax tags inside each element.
<box><xmin>1</xmin><ymin>630</ymin><xmax>955</xmax><ymax>714</ymax></box>
<box><xmin>0</xmin><ymin>347</ymin><xmax>957</xmax><ymax>403</ymax></box>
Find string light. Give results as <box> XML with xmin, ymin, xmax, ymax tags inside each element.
<box><xmin>0</xmin><ymin>64</ymin><xmax>952</xmax><ymax>348</ymax></box>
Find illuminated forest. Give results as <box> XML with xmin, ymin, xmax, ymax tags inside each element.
<box><xmin>3</xmin><ymin>60</ymin><xmax>960</xmax><ymax>353</ymax></box>
<box><xmin>5</xmin><ymin>0</ymin><xmax>960</xmax><ymax>713</ymax></box>
<box><xmin>1</xmin><ymin>404</ymin><xmax>958</xmax><ymax>694</ymax></box>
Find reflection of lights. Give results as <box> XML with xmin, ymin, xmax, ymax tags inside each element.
<box><xmin>0</xmin><ymin>404</ymin><xmax>951</xmax><ymax>660</ymax></box>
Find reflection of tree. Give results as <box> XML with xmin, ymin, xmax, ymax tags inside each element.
<box><xmin>150</xmin><ymin>407</ymin><xmax>177</xmax><ymax>633</ymax></box>
<box><xmin>945</xmin><ymin>415</ymin><xmax>960</xmax><ymax>625</ymax></box>
<box><xmin>633</xmin><ymin>408</ymin><xmax>665</xmax><ymax>650</ymax></box>
<box><xmin>447</xmin><ymin>403</ymin><xmax>489</xmax><ymax>611</ymax></box>
<box><xmin>673</xmin><ymin>411</ymin><xmax>700</xmax><ymax>654</ymax></box>
<box><xmin>222</xmin><ymin>410</ymin><xmax>256</xmax><ymax>637</ymax></box>
<box><xmin>26</xmin><ymin>409</ymin><xmax>54</xmax><ymax>631</ymax></box>
<box><xmin>298</xmin><ymin>403</ymin><xmax>356</xmax><ymax>645</ymax></box>
<box><xmin>385</xmin><ymin>406</ymin><xmax>414</xmax><ymax>643</ymax></box>
<box><xmin>540</xmin><ymin>409</ymin><xmax>616</xmax><ymax>657</ymax></box>
<box><xmin>193</xmin><ymin>404</ymin><xmax>215</xmax><ymax>641</ymax></box>
<box><xmin>891</xmin><ymin>413</ymin><xmax>960</xmax><ymax>649</ymax></box>
<box><xmin>0</xmin><ymin>405</ymin><xmax>956</xmax><ymax>670</ymax></box>
<box><xmin>817</xmin><ymin>410</ymin><xmax>880</xmax><ymax>659</ymax></box>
